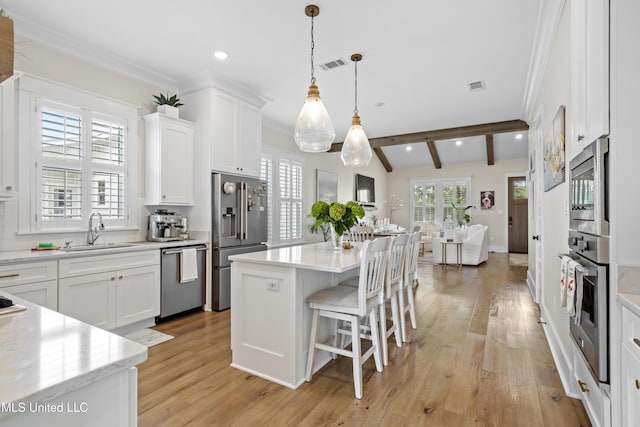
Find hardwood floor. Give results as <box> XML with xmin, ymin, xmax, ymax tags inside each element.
<box><xmin>138</xmin><ymin>253</ymin><xmax>591</xmax><ymax>426</ymax></box>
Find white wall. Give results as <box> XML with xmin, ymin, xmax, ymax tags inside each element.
<box><xmin>527</xmin><ymin>1</ymin><xmax>574</xmax><ymax>376</ymax></box>
<box><xmin>262</xmin><ymin>127</ymin><xmax>389</xmax><ymax>243</ymax></box>
<box><xmin>387</xmin><ymin>158</ymin><xmax>527</xmax><ymax>252</ymax></box>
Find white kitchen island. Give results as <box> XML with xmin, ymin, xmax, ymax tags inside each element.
<box><xmin>0</xmin><ymin>291</ymin><xmax>147</xmax><ymax>427</ymax></box>
<box><xmin>229</xmin><ymin>242</ymin><xmax>363</xmax><ymax>389</ymax></box>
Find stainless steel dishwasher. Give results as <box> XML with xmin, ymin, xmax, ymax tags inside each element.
<box><xmin>159</xmin><ymin>244</ymin><xmax>207</xmax><ymax>320</ymax></box>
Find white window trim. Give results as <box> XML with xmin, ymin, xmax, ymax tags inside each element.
<box><xmin>409</xmin><ymin>176</ymin><xmax>472</xmax><ymax>228</ymax></box>
<box><xmin>262</xmin><ymin>144</ymin><xmax>305</xmax><ymax>248</ymax></box>
<box><xmin>16</xmin><ymin>74</ymin><xmax>138</xmax><ymax>234</ymax></box>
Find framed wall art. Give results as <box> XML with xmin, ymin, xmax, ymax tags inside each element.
<box><xmin>480</xmin><ymin>191</ymin><xmax>495</xmax><ymax>209</ymax></box>
<box><xmin>543</xmin><ymin>105</ymin><xmax>565</xmax><ymax>192</ymax></box>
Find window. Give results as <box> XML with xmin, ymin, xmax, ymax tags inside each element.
<box><xmin>18</xmin><ymin>75</ymin><xmax>138</xmax><ymax>233</ymax></box>
<box><xmin>411</xmin><ymin>177</ymin><xmax>471</xmax><ymax>227</ymax></box>
<box><xmin>261</xmin><ymin>146</ymin><xmax>304</xmax><ymax>247</ymax></box>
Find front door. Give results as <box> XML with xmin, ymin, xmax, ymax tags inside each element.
<box><xmin>508</xmin><ymin>176</ymin><xmax>528</xmax><ymax>253</ymax></box>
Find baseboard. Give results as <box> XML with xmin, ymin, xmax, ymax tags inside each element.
<box><xmin>539</xmin><ymin>303</ymin><xmax>576</xmax><ymax>398</ymax></box>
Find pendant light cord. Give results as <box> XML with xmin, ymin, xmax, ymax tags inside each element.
<box><xmin>310</xmin><ymin>14</ymin><xmax>316</xmax><ymax>84</ymax></box>
<box><xmin>354</xmin><ymin>60</ymin><xmax>358</xmax><ymax>115</ymax></box>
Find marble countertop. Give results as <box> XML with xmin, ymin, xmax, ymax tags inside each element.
<box><xmin>229</xmin><ymin>242</ymin><xmax>364</xmax><ymax>273</ymax></box>
<box><xmin>0</xmin><ymin>291</ymin><xmax>147</xmax><ymax>416</ymax></box>
<box><xmin>0</xmin><ymin>239</ymin><xmax>209</xmax><ymax>265</ymax></box>
<box><xmin>617</xmin><ymin>265</ymin><xmax>640</xmax><ymax>317</ymax></box>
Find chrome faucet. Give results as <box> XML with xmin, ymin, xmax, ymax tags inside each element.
<box><xmin>87</xmin><ymin>212</ymin><xmax>105</xmax><ymax>245</ymax></box>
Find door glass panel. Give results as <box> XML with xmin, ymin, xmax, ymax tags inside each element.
<box><xmin>513</xmin><ymin>179</ymin><xmax>528</xmax><ymax>199</ymax></box>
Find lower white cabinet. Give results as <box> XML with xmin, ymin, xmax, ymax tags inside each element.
<box><xmin>0</xmin><ymin>260</ymin><xmax>58</xmax><ymax>310</ymax></box>
<box><xmin>573</xmin><ymin>345</ymin><xmax>611</xmax><ymax>427</ymax></box>
<box><xmin>621</xmin><ymin>344</ymin><xmax>640</xmax><ymax>427</ymax></box>
<box><xmin>59</xmin><ymin>251</ymin><xmax>160</xmax><ymax>330</ymax></box>
<box><xmin>1</xmin><ymin>280</ymin><xmax>58</xmax><ymax>311</ymax></box>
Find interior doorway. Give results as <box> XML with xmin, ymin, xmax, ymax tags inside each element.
<box><xmin>508</xmin><ymin>176</ymin><xmax>528</xmax><ymax>253</ymax></box>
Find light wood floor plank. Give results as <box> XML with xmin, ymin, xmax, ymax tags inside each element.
<box><xmin>138</xmin><ymin>253</ymin><xmax>591</xmax><ymax>426</ymax></box>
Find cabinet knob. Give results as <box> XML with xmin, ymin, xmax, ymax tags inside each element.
<box><xmin>577</xmin><ymin>380</ymin><xmax>590</xmax><ymax>393</ymax></box>
<box><xmin>118</xmin><ymin>275</ymin><xmax>123</xmax><ymax>280</ymax></box>
<box><xmin>633</xmin><ymin>338</ymin><xmax>640</xmax><ymax>348</ymax></box>
<box><xmin>577</xmin><ymin>134</ymin><xmax>584</xmax><ymax>141</ymax></box>
<box><xmin>5</xmin><ymin>186</ymin><xmax>12</xmax><ymax>191</ymax></box>
<box><xmin>636</xmin><ymin>379</ymin><xmax>640</xmax><ymax>390</ymax></box>
<box><xmin>162</xmin><ymin>195</ymin><xmax>166</xmax><ymax>199</ymax></box>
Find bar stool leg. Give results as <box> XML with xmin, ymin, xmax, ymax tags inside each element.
<box><xmin>350</xmin><ymin>315</ymin><xmax>363</xmax><ymax>399</ymax></box>
<box><xmin>306</xmin><ymin>309</ymin><xmax>320</xmax><ymax>382</ymax></box>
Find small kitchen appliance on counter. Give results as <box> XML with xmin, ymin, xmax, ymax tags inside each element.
<box><xmin>147</xmin><ymin>209</ymin><xmax>186</xmax><ymax>242</ymax></box>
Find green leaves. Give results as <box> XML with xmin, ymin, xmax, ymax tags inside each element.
<box><xmin>451</xmin><ymin>202</ymin><xmax>475</xmax><ymax>224</ymax></box>
<box><xmin>153</xmin><ymin>92</ymin><xmax>184</xmax><ymax>107</ymax></box>
<box><xmin>308</xmin><ymin>200</ymin><xmax>365</xmax><ymax>237</ymax></box>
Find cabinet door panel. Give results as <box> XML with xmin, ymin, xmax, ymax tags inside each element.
<box><xmin>59</xmin><ymin>272</ymin><xmax>115</xmax><ymax>329</ymax></box>
<box><xmin>211</xmin><ymin>93</ymin><xmax>237</xmax><ymax>173</ymax></box>
<box><xmin>236</xmin><ymin>103</ymin><xmax>261</xmax><ymax>177</ymax></box>
<box><xmin>2</xmin><ymin>280</ymin><xmax>58</xmax><ymax>311</ymax></box>
<box><xmin>115</xmin><ymin>265</ymin><xmax>160</xmax><ymax>327</ymax></box>
<box><xmin>160</xmin><ymin>121</ymin><xmax>194</xmax><ymax>204</ymax></box>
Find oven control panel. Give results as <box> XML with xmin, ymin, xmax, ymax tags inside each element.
<box><xmin>569</xmin><ymin>230</ymin><xmax>609</xmax><ymax>264</ymax></box>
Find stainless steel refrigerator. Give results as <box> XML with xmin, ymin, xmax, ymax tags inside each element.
<box><xmin>212</xmin><ymin>172</ymin><xmax>268</xmax><ymax>311</ymax></box>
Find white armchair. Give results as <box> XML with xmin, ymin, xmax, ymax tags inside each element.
<box><xmin>432</xmin><ymin>224</ymin><xmax>489</xmax><ymax>266</ymax></box>
<box><xmin>414</xmin><ymin>221</ymin><xmax>437</xmax><ymax>253</ymax></box>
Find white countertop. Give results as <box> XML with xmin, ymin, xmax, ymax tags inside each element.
<box><xmin>0</xmin><ymin>292</ymin><xmax>147</xmax><ymax>416</ymax></box>
<box><xmin>617</xmin><ymin>265</ymin><xmax>640</xmax><ymax>317</ymax></box>
<box><xmin>0</xmin><ymin>239</ymin><xmax>208</xmax><ymax>265</ymax></box>
<box><xmin>229</xmin><ymin>242</ymin><xmax>364</xmax><ymax>273</ymax></box>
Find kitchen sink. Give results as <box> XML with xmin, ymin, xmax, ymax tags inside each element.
<box><xmin>61</xmin><ymin>243</ymin><xmax>139</xmax><ymax>252</ymax></box>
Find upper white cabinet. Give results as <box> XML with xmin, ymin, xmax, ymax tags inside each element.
<box><xmin>144</xmin><ymin>112</ymin><xmax>195</xmax><ymax>205</ymax></box>
<box><xmin>0</xmin><ymin>77</ymin><xmax>16</xmax><ymax>200</ymax></box>
<box><xmin>182</xmin><ymin>88</ymin><xmax>262</xmax><ymax>178</ymax></box>
<box><xmin>571</xmin><ymin>0</ymin><xmax>609</xmax><ymax>154</ymax></box>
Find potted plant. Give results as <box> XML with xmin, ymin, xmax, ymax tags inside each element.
<box><xmin>153</xmin><ymin>92</ymin><xmax>184</xmax><ymax>118</ymax></box>
<box><xmin>451</xmin><ymin>202</ymin><xmax>475</xmax><ymax>227</ymax></box>
<box><xmin>309</xmin><ymin>200</ymin><xmax>365</xmax><ymax>250</ymax></box>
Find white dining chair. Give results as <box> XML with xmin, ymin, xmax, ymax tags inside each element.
<box><xmin>399</xmin><ymin>231</ymin><xmax>421</xmax><ymax>342</ymax></box>
<box><xmin>305</xmin><ymin>237</ymin><xmax>391</xmax><ymax>399</ymax></box>
<box><xmin>379</xmin><ymin>233</ymin><xmax>408</xmax><ymax>366</ymax></box>
<box><xmin>345</xmin><ymin>225</ymin><xmax>374</xmax><ymax>242</ymax></box>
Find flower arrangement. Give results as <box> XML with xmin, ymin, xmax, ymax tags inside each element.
<box><xmin>309</xmin><ymin>201</ymin><xmax>365</xmax><ymax>247</ymax></box>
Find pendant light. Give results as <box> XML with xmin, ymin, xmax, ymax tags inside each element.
<box><xmin>294</xmin><ymin>5</ymin><xmax>336</xmax><ymax>153</ymax></box>
<box><xmin>341</xmin><ymin>53</ymin><xmax>372</xmax><ymax>167</ymax></box>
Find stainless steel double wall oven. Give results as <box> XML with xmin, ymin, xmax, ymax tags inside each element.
<box><xmin>567</xmin><ymin>137</ymin><xmax>610</xmax><ymax>385</ymax></box>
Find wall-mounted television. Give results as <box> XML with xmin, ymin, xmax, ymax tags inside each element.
<box><xmin>355</xmin><ymin>174</ymin><xmax>375</xmax><ymax>204</ymax></box>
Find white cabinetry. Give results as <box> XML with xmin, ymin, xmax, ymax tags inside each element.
<box><xmin>620</xmin><ymin>305</ymin><xmax>640</xmax><ymax>426</ymax></box>
<box><xmin>182</xmin><ymin>88</ymin><xmax>262</xmax><ymax>177</ymax></box>
<box><xmin>0</xmin><ymin>76</ymin><xmax>16</xmax><ymax>200</ymax></box>
<box><xmin>571</xmin><ymin>0</ymin><xmax>609</xmax><ymax>154</ymax></box>
<box><xmin>573</xmin><ymin>344</ymin><xmax>611</xmax><ymax>427</ymax></box>
<box><xmin>144</xmin><ymin>113</ymin><xmax>195</xmax><ymax>205</ymax></box>
<box><xmin>59</xmin><ymin>250</ymin><xmax>160</xmax><ymax>330</ymax></box>
<box><xmin>0</xmin><ymin>260</ymin><xmax>57</xmax><ymax>310</ymax></box>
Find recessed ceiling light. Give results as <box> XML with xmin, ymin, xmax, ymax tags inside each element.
<box><xmin>214</xmin><ymin>51</ymin><xmax>228</xmax><ymax>60</ymax></box>
<box><xmin>515</xmin><ymin>133</ymin><xmax>523</xmax><ymax>140</ymax></box>
<box><xmin>406</xmin><ymin>146</ymin><xmax>412</xmax><ymax>152</ymax></box>
<box><xmin>455</xmin><ymin>140</ymin><xmax>462</xmax><ymax>146</ymax></box>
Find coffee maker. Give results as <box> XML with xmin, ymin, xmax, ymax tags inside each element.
<box><xmin>147</xmin><ymin>209</ymin><xmax>186</xmax><ymax>242</ymax></box>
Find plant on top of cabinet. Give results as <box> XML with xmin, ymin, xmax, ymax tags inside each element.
<box><xmin>153</xmin><ymin>92</ymin><xmax>183</xmax><ymax>118</ymax></box>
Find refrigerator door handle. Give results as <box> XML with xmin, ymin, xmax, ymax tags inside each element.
<box><xmin>239</xmin><ymin>181</ymin><xmax>247</xmax><ymax>240</ymax></box>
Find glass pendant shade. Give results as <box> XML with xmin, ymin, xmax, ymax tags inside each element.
<box><xmin>294</xmin><ymin>82</ymin><xmax>335</xmax><ymax>152</ymax></box>
<box><xmin>341</xmin><ymin>113</ymin><xmax>372</xmax><ymax>166</ymax></box>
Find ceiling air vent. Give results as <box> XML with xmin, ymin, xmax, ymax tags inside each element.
<box><xmin>468</xmin><ymin>80</ymin><xmax>486</xmax><ymax>92</ymax></box>
<box><xmin>319</xmin><ymin>58</ymin><xmax>346</xmax><ymax>71</ymax></box>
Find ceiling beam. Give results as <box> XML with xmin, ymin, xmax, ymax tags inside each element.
<box><xmin>373</xmin><ymin>147</ymin><xmax>393</xmax><ymax>172</ymax></box>
<box><xmin>327</xmin><ymin>119</ymin><xmax>529</xmax><ymax>152</ymax></box>
<box><xmin>426</xmin><ymin>140</ymin><xmax>442</xmax><ymax>169</ymax></box>
<box><xmin>486</xmin><ymin>134</ymin><xmax>494</xmax><ymax>166</ymax></box>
